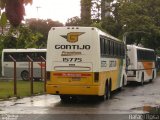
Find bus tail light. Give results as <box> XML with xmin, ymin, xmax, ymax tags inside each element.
<box><xmin>94</xmin><ymin>72</ymin><xmax>99</xmax><ymax>82</ymax></box>
<box><xmin>46</xmin><ymin>72</ymin><xmax>51</xmax><ymax>81</ymax></box>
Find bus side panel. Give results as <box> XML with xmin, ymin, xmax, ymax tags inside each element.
<box><xmin>99</xmin><ymin>58</ymin><xmax>125</xmax><ymax>92</ymax></box>
<box><xmin>3</xmin><ymin>62</ymin><xmax>44</xmax><ymax>80</ymax></box>
<box><xmin>137</xmin><ymin>61</ymin><xmax>156</xmax><ymax>81</ymax></box>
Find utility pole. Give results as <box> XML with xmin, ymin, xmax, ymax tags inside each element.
<box><xmin>36</xmin><ymin>6</ymin><xmax>41</xmax><ymax>20</ymax></box>
<box><xmin>36</xmin><ymin>6</ymin><xmax>41</xmax><ymax>32</ymax></box>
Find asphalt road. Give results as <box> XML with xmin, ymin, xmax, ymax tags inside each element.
<box><xmin>0</xmin><ymin>77</ymin><xmax>160</xmax><ymax>120</ymax></box>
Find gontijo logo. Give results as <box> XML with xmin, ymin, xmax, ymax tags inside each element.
<box><xmin>61</xmin><ymin>32</ymin><xmax>85</xmax><ymax>43</ymax></box>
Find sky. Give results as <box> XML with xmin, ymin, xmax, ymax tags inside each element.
<box><xmin>25</xmin><ymin>0</ymin><xmax>81</xmax><ymax>24</ymax></box>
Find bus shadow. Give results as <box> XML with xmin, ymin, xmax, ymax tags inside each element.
<box><xmin>126</xmin><ymin>82</ymin><xmax>140</xmax><ymax>87</ymax></box>
<box><xmin>126</xmin><ymin>80</ymin><xmax>153</xmax><ymax>88</ymax></box>
<box><xmin>53</xmin><ymin>80</ymin><xmax>155</xmax><ymax>107</ymax></box>
<box><xmin>110</xmin><ymin>88</ymin><xmax>124</xmax><ymax>99</ymax></box>
<box><xmin>56</xmin><ymin>90</ymin><xmax>124</xmax><ymax>107</ymax></box>
<box><xmin>126</xmin><ymin>81</ymin><xmax>149</xmax><ymax>87</ymax></box>
<box><xmin>53</xmin><ymin>96</ymin><xmax>105</xmax><ymax>108</ymax></box>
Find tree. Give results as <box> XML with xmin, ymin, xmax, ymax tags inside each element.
<box><xmin>27</xmin><ymin>18</ymin><xmax>63</xmax><ymax>48</ymax></box>
<box><xmin>101</xmin><ymin>0</ymin><xmax>160</xmax><ymax>50</ymax></box>
<box><xmin>0</xmin><ymin>0</ymin><xmax>32</xmax><ymax>27</ymax></box>
<box><xmin>65</xmin><ymin>16</ymin><xmax>81</xmax><ymax>26</ymax></box>
<box><xmin>91</xmin><ymin>0</ymin><xmax>101</xmax><ymax>22</ymax></box>
<box><xmin>81</xmin><ymin>0</ymin><xmax>92</xmax><ymax>26</ymax></box>
<box><xmin>0</xmin><ymin>25</ymin><xmax>43</xmax><ymax>49</ymax></box>
<box><xmin>101</xmin><ymin>0</ymin><xmax>114</xmax><ymax>20</ymax></box>
<box><xmin>101</xmin><ymin>1</ymin><xmax>124</xmax><ymax>38</ymax></box>
<box><xmin>120</xmin><ymin>0</ymin><xmax>160</xmax><ymax>49</ymax></box>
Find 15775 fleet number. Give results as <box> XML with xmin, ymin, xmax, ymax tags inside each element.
<box><xmin>63</xmin><ymin>58</ymin><xmax>82</xmax><ymax>62</ymax></box>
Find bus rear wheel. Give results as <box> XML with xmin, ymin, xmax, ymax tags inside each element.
<box><xmin>21</xmin><ymin>70</ymin><xmax>29</xmax><ymax>81</ymax></box>
<box><xmin>149</xmin><ymin>71</ymin><xmax>154</xmax><ymax>83</ymax></box>
<box><xmin>100</xmin><ymin>81</ymin><xmax>111</xmax><ymax>101</ymax></box>
<box><xmin>60</xmin><ymin>95</ymin><xmax>70</xmax><ymax>102</ymax></box>
<box><xmin>140</xmin><ymin>73</ymin><xmax>144</xmax><ymax>86</ymax></box>
<box><xmin>119</xmin><ymin>76</ymin><xmax>125</xmax><ymax>91</ymax></box>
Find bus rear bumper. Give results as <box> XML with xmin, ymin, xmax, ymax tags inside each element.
<box><xmin>127</xmin><ymin>76</ymin><xmax>141</xmax><ymax>83</ymax></box>
<box><xmin>46</xmin><ymin>84</ymin><xmax>101</xmax><ymax>96</ymax></box>
<box><xmin>127</xmin><ymin>76</ymin><xmax>137</xmax><ymax>81</ymax></box>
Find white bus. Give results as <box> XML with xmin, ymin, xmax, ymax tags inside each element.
<box><xmin>127</xmin><ymin>45</ymin><xmax>156</xmax><ymax>85</ymax></box>
<box><xmin>1</xmin><ymin>49</ymin><xmax>46</xmax><ymax>80</ymax></box>
<box><xmin>46</xmin><ymin>27</ymin><xmax>127</xmax><ymax>101</ymax></box>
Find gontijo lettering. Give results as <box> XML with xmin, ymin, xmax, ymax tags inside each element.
<box><xmin>55</xmin><ymin>45</ymin><xmax>91</xmax><ymax>50</ymax></box>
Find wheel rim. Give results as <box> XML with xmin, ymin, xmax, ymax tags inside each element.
<box><xmin>21</xmin><ymin>71</ymin><xmax>29</xmax><ymax>80</ymax></box>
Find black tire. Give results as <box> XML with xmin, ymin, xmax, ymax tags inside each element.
<box><xmin>21</xmin><ymin>70</ymin><xmax>29</xmax><ymax>81</ymax></box>
<box><xmin>119</xmin><ymin>76</ymin><xmax>125</xmax><ymax>91</ymax></box>
<box><xmin>149</xmin><ymin>71</ymin><xmax>154</xmax><ymax>83</ymax></box>
<box><xmin>102</xmin><ymin>85</ymin><xmax>107</xmax><ymax>101</ymax></box>
<box><xmin>106</xmin><ymin>83</ymin><xmax>111</xmax><ymax>100</ymax></box>
<box><xmin>60</xmin><ymin>95</ymin><xmax>70</xmax><ymax>102</ymax></box>
<box><xmin>70</xmin><ymin>96</ymin><xmax>78</xmax><ymax>102</ymax></box>
<box><xmin>141</xmin><ymin>73</ymin><xmax>144</xmax><ymax>86</ymax></box>
<box><xmin>100</xmin><ymin>81</ymin><xmax>111</xmax><ymax>101</ymax></box>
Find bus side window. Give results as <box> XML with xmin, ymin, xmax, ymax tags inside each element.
<box><xmin>37</xmin><ymin>52</ymin><xmax>46</xmax><ymax>61</ymax></box>
<box><xmin>37</xmin><ymin>53</ymin><xmax>41</xmax><ymax>61</ymax></box>
<box><xmin>104</xmin><ymin>39</ymin><xmax>108</xmax><ymax>55</ymax></box>
<box><xmin>114</xmin><ymin>42</ymin><xmax>116</xmax><ymax>57</ymax></box>
<box><xmin>41</xmin><ymin>52</ymin><xmax>46</xmax><ymax>59</ymax></box>
<box><xmin>4</xmin><ymin>53</ymin><xmax>11</xmax><ymax>62</ymax></box>
<box><xmin>103</xmin><ymin>38</ymin><xmax>106</xmax><ymax>56</ymax></box>
<box><xmin>137</xmin><ymin>50</ymin><xmax>140</xmax><ymax>60</ymax></box>
<box><xmin>118</xmin><ymin>43</ymin><xmax>120</xmax><ymax>57</ymax></box>
<box><xmin>112</xmin><ymin>41</ymin><xmax>114</xmax><ymax>56</ymax></box>
<box><xmin>106</xmin><ymin>39</ymin><xmax>109</xmax><ymax>56</ymax></box>
<box><xmin>100</xmin><ymin>37</ymin><xmax>105</xmax><ymax>57</ymax></box>
<box><xmin>116</xmin><ymin>43</ymin><xmax>118</xmax><ymax>57</ymax></box>
<box><xmin>142</xmin><ymin>50</ymin><xmax>145</xmax><ymax>60</ymax></box>
<box><xmin>120</xmin><ymin>44</ymin><xmax>122</xmax><ymax>57</ymax></box>
<box><xmin>111</xmin><ymin>41</ymin><xmax>113</xmax><ymax>56</ymax></box>
<box><xmin>26</xmin><ymin>52</ymin><xmax>32</xmax><ymax>61</ymax></box>
<box><xmin>18</xmin><ymin>53</ymin><xmax>27</xmax><ymax>62</ymax></box>
<box><xmin>108</xmin><ymin>40</ymin><xmax>111</xmax><ymax>56</ymax></box>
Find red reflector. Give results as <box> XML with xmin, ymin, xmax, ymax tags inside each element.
<box><xmin>53</xmin><ymin>73</ymin><xmax>91</xmax><ymax>77</ymax></box>
<box><xmin>81</xmin><ymin>74</ymin><xmax>91</xmax><ymax>77</ymax></box>
<box><xmin>53</xmin><ymin>73</ymin><xmax>62</xmax><ymax>76</ymax></box>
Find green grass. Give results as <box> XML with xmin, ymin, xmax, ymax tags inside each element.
<box><xmin>0</xmin><ymin>80</ymin><xmax>44</xmax><ymax>100</ymax></box>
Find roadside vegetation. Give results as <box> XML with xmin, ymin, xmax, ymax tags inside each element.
<box><xmin>0</xmin><ymin>80</ymin><xmax>44</xmax><ymax>100</ymax></box>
